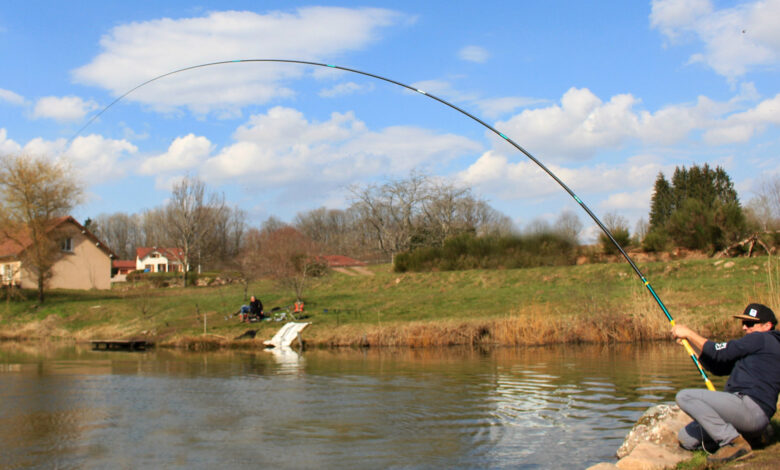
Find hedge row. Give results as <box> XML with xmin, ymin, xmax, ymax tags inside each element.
<box><xmin>393</xmin><ymin>233</ymin><xmax>578</xmax><ymax>272</ymax></box>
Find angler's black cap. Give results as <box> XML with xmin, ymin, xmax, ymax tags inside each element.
<box><xmin>733</xmin><ymin>303</ymin><xmax>777</xmax><ymax>326</ymax></box>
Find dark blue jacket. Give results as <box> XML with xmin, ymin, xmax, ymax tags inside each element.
<box><xmin>700</xmin><ymin>330</ymin><xmax>780</xmax><ymax>418</ymax></box>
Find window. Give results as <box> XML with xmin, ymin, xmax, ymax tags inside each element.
<box><xmin>60</xmin><ymin>237</ymin><xmax>73</xmax><ymax>252</ymax></box>
<box><xmin>151</xmin><ymin>252</ymin><xmax>160</xmax><ymax>258</ymax></box>
<box><xmin>2</xmin><ymin>264</ymin><xmax>11</xmax><ymax>281</ymax></box>
<box><xmin>158</xmin><ymin>264</ymin><xmax>166</xmax><ymax>272</ymax></box>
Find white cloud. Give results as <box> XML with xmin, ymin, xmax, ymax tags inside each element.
<box><xmin>651</xmin><ymin>0</ymin><xmax>780</xmax><ymax>79</ymax></box>
<box><xmin>19</xmin><ymin>137</ymin><xmax>63</xmax><ymax>159</ymax></box>
<box><xmin>200</xmin><ymin>106</ymin><xmax>482</xmax><ymax>189</ymax></box>
<box><xmin>600</xmin><ymin>187</ymin><xmax>655</xmax><ymax>212</ymax></box>
<box><xmin>32</xmin><ymin>96</ymin><xmax>99</xmax><ymax>122</ymax></box>
<box><xmin>153</xmin><ymin>174</ymin><xmax>188</xmax><ymax>192</ymax></box>
<box><xmin>318</xmin><ymin>81</ymin><xmax>374</xmax><ymax>98</ymax></box>
<box><xmin>492</xmin><ymin>86</ymin><xmax>780</xmax><ymax>161</ymax></box>
<box><xmin>0</xmin><ymin>89</ymin><xmax>25</xmax><ymax>106</ymax></box>
<box><xmin>139</xmin><ymin>134</ymin><xmax>214</xmax><ymax>174</ymax></box>
<box><xmin>65</xmin><ymin>135</ymin><xmax>138</xmax><ymax>181</ymax></box>
<box><xmin>405</xmin><ymin>78</ymin><xmax>544</xmax><ymax>119</ymax></box>
<box><xmin>650</xmin><ymin>0</ymin><xmax>713</xmax><ymax>39</ymax></box>
<box><xmin>702</xmin><ymin>93</ymin><xmax>780</xmax><ymax>144</ymax></box>
<box><xmin>494</xmin><ymin>88</ymin><xmax>641</xmax><ymax>160</ymax></box>
<box><xmin>8</xmin><ymin>133</ymin><xmax>136</xmax><ymax>183</ymax></box>
<box><xmin>72</xmin><ymin>8</ymin><xmax>405</xmax><ymax>114</ymax></box>
<box><xmin>474</xmin><ymin>96</ymin><xmax>547</xmax><ymax>119</ymax></box>
<box><xmin>458</xmin><ymin>151</ymin><xmax>666</xmax><ymax>202</ymax></box>
<box><xmin>458</xmin><ymin>45</ymin><xmax>490</xmax><ymax>63</ymax></box>
<box><xmin>0</xmin><ymin>128</ymin><xmax>22</xmax><ymax>154</ymax></box>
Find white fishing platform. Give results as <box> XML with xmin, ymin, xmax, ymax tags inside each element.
<box><xmin>263</xmin><ymin>321</ymin><xmax>310</xmax><ymax>348</ymax></box>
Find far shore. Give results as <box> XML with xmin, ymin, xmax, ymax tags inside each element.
<box><xmin>1</xmin><ymin>255</ymin><xmax>775</xmax><ymax>351</ymax></box>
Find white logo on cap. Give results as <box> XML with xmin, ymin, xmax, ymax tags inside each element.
<box><xmin>749</xmin><ymin>308</ymin><xmax>758</xmax><ymax>317</ymax></box>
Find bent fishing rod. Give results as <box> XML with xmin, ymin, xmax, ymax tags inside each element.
<box><xmin>73</xmin><ymin>59</ymin><xmax>716</xmax><ymax>391</ymax></box>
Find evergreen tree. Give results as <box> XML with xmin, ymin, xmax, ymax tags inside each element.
<box><xmin>649</xmin><ymin>173</ymin><xmax>673</xmax><ymax>230</ymax></box>
<box><xmin>645</xmin><ymin>164</ymin><xmax>745</xmax><ymax>252</ymax></box>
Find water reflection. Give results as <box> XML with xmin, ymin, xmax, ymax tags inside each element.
<box><xmin>266</xmin><ymin>346</ymin><xmax>305</xmax><ymax>374</ymax></box>
<box><xmin>0</xmin><ymin>342</ymin><xmax>721</xmax><ymax>469</ymax></box>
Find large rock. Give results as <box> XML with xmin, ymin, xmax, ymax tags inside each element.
<box><xmin>616</xmin><ymin>404</ymin><xmax>692</xmax><ymax>458</ymax></box>
<box><xmin>611</xmin><ymin>404</ymin><xmax>693</xmax><ymax>470</ymax></box>
<box><xmin>615</xmin><ymin>443</ymin><xmax>689</xmax><ymax>470</ymax></box>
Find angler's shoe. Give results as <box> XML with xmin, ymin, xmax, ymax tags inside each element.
<box><xmin>706</xmin><ymin>435</ymin><xmax>752</xmax><ymax>464</ymax></box>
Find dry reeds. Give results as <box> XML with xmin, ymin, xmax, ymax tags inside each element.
<box><xmin>307</xmin><ymin>289</ymin><xmax>672</xmax><ymax>348</ymax></box>
<box><xmin>764</xmin><ymin>255</ymin><xmax>779</xmax><ymax>313</ymax></box>
<box><xmin>163</xmin><ymin>335</ymin><xmax>229</xmax><ymax>351</ymax></box>
<box><xmin>0</xmin><ymin>314</ymin><xmax>72</xmax><ymax>342</ymax></box>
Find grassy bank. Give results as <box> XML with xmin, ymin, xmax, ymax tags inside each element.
<box><xmin>0</xmin><ymin>255</ymin><xmax>777</xmax><ymax>348</ymax></box>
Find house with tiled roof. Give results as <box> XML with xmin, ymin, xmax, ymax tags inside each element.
<box><xmin>135</xmin><ymin>247</ymin><xmax>186</xmax><ymax>273</ymax></box>
<box><xmin>0</xmin><ymin>216</ymin><xmax>115</xmax><ymax>290</ymax></box>
<box><xmin>111</xmin><ymin>259</ymin><xmax>136</xmax><ymax>275</ymax></box>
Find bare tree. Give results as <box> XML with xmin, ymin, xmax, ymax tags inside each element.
<box><xmin>0</xmin><ymin>153</ymin><xmax>84</xmax><ymax>302</ymax></box>
<box><xmin>524</xmin><ymin>218</ymin><xmax>552</xmax><ymax>236</ymax></box>
<box><xmin>90</xmin><ymin>204</ymin><xmax>246</xmax><ymax>271</ymax></box>
<box><xmin>348</xmin><ymin>172</ymin><xmax>516</xmax><ymax>259</ymax></box>
<box><xmin>91</xmin><ymin>212</ymin><xmax>144</xmax><ymax>259</ymax></box>
<box><xmin>599</xmin><ymin>211</ymin><xmax>631</xmax><ymax>255</ymax></box>
<box><xmin>260</xmin><ymin>216</ymin><xmax>288</xmax><ymax>234</ymax></box>
<box><xmin>240</xmin><ymin>226</ymin><xmax>325</xmax><ymax>301</ymax></box>
<box><xmin>164</xmin><ymin>175</ymin><xmax>225</xmax><ymax>286</ymax></box>
<box><xmin>349</xmin><ymin>172</ymin><xmax>429</xmax><ymax>258</ymax></box>
<box><xmin>295</xmin><ymin>207</ymin><xmax>342</xmax><ymax>251</ymax></box>
<box><xmin>553</xmin><ymin>210</ymin><xmax>583</xmax><ymax>244</ymax></box>
<box><xmin>464</xmin><ymin>200</ymin><xmax>515</xmax><ymax>237</ymax></box>
<box><xmin>419</xmin><ymin>178</ymin><xmax>473</xmax><ymax>244</ymax></box>
<box><xmin>295</xmin><ymin>206</ymin><xmax>377</xmax><ymax>259</ymax></box>
<box><xmin>633</xmin><ymin>217</ymin><xmax>649</xmax><ymax>245</ymax></box>
<box><xmin>226</xmin><ymin>206</ymin><xmax>247</xmax><ymax>259</ymax></box>
<box><xmin>141</xmin><ymin>208</ymin><xmax>170</xmax><ymax>248</ymax></box>
<box><xmin>747</xmin><ymin>175</ymin><xmax>780</xmax><ymax>231</ymax></box>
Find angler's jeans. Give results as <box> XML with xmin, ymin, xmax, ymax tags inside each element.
<box><xmin>676</xmin><ymin>388</ymin><xmax>769</xmax><ymax>450</ymax></box>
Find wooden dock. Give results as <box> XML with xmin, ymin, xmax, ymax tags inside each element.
<box><xmin>90</xmin><ymin>339</ymin><xmax>151</xmax><ymax>351</ymax></box>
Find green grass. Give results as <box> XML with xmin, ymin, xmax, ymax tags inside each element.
<box><xmin>0</xmin><ymin>255</ymin><xmax>776</xmax><ymax>345</ymax></box>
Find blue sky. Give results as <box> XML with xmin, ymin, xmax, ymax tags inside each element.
<box><xmin>1</xmin><ymin>0</ymin><xmax>779</xmax><ymax>241</ymax></box>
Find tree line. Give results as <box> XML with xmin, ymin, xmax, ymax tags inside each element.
<box><xmin>89</xmin><ymin>177</ymin><xmax>247</xmax><ymax>282</ymax></box>
<box><xmin>3</xmin><ymin>150</ymin><xmax>777</xmax><ymax>302</ymax></box>
<box><xmin>89</xmin><ymin>171</ymin><xmax>516</xmax><ymax>290</ymax></box>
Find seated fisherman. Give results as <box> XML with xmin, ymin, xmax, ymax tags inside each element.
<box><xmin>249</xmin><ymin>295</ymin><xmax>264</xmax><ymax>320</ymax></box>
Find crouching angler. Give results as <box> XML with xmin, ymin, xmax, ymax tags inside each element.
<box><xmin>671</xmin><ymin>303</ymin><xmax>780</xmax><ymax>464</ymax></box>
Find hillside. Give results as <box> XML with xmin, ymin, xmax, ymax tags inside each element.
<box><xmin>0</xmin><ymin>255</ymin><xmax>776</xmax><ymax>349</ymax></box>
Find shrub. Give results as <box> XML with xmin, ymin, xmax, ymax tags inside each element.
<box><xmin>147</xmin><ymin>272</ymin><xmax>181</xmax><ymax>288</ymax></box>
<box><xmin>126</xmin><ymin>270</ymin><xmax>146</xmax><ymax>282</ymax></box>
<box><xmin>125</xmin><ymin>270</ymin><xmax>182</xmax><ymax>287</ymax></box>
<box><xmin>642</xmin><ymin>229</ymin><xmax>669</xmax><ymax>253</ymax></box>
<box><xmin>667</xmin><ymin>198</ymin><xmax>713</xmax><ymax>250</ymax></box>
<box><xmin>394</xmin><ymin>232</ymin><xmax>576</xmax><ymax>272</ymax></box>
<box><xmin>599</xmin><ymin>227</ymin><xmax>631</xmax><ymax>255</ymax></box>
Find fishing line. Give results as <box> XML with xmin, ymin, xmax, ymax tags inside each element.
<box><xmin>72</xmin><ymin>58</ymin><xmax>716</xmax><ymax>390</ymax></box>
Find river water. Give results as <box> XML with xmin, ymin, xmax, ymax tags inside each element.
<box><xmin>0</xmin><ymin>341</ymin><xmax>719</xmax><ymax>469</ymax></box>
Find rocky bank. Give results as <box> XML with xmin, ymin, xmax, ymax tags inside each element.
<box><xmin>588</xmin><ymin>402</ymin><xmax>777</xmax><ymax>470</ymax></box>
